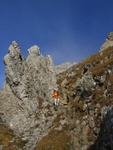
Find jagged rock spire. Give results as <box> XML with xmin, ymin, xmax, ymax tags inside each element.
<box><xmin>2</xmin><ymin>41</ymin><xmax>57</xmax><ymax>139</ymax></box>
<box><xmin>3</xmin><ymin>41</ymin><xmax>57</xmax><ymax>102</ymax></box>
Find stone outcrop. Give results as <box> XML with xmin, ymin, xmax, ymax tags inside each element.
<box><xmin>100</xmin><ymin>32</ymin><xmax>113</xmax><ymax>52</ymax></box>
<box><xmin>4</xmin><ymin>41</ymin><xmax>57</xmax><ymax>103</ymax></box>
<box><xmin>0</xmin><ymin>41</ymin><xmax>58</xmax><ymax>149</ymax></box>
<box><xmin>88</xmin><ymin>106</ymin><xmax>113</xmax><ymax>150</ymax></box>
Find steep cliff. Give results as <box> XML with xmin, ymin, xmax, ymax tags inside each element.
<box><xmin>0</xmin><ymin>41</ymin><xmax>59</xmax><ymax>149</ymax></box>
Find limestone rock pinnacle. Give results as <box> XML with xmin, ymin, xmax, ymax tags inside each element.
<box><xmin>1</xmin><ymin>41</ymin><xmax>57</xmax><ymax>146</ymax></box>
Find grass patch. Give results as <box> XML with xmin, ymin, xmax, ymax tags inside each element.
<box><xmin>35</xmin><ymin>129</ymin><xmax>72</xmax><ymax>150</ymax></box>
<box><xmin>0</xmin><ymin>124</ymin><xmax>26</xmax><ymax>149</ymax></box>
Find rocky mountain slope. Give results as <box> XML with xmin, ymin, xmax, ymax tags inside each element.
<box><xmin>56</xmin><ymin>32</ymin><xmax>113</xmax><ymax>150</ymax></box>
<box><xmin>0</xmin><ymin>32</ymin><xmax>113</xmax><ymax>150</ymax></box>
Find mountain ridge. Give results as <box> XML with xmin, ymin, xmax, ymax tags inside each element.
<box><xmin>0</xmin><ymin>32</ymin><xmax>113</xmax><ymax>149</ymax></box>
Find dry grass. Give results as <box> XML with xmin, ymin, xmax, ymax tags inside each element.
<box><xmin>38</xmin><ymin>97</ymin><xmax>43</xmax><ymax>109</ymax></box>
<box><xmin>35</xmin><ymin>129</ymin><xmax>72</xmax><ymax>150</ymax></box>
<box><xmin>0</xmin><ymin>124</ymin><xmax>26</xmax><ymax>150</ymax></box>
<box><xmin>57</xmin><ymin>46</ymin><xmax>113</xmax><ymax>102</ymax></box>
<box><xmin>53</xmin><ymin>112</ymin><xmax>65</xmax><ymax>128</ymax></box>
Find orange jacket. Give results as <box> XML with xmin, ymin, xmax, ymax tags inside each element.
<box><xmin>52</xmin><ymin>91</ymin><xmax>59</xmax><ymax>98</ymax></box>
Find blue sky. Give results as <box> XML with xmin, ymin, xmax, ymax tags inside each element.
<box><xmin>0</xmin><ymin>0</ymin><xmax>113</xmax><ymax>89</ymax></box>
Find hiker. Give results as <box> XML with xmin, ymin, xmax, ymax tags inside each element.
<box><xmin>52</xmin><ymin>90</ymin><xmax>59</xmax><ymax>106</ymax></box>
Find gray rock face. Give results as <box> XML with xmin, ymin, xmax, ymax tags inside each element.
<box><xmin>100</xmin><ymin>32</ymin><xmax>113</xmax><ymax>52</ymax></box>
<box><xmin>1</xmin><ymin>41</ymin><xmax>58</xmax><ymax>149</ymax></box>
<box><xmin>4</xmin><ymin>41</ymin><xmax>57</xmax><ymax>102</ymax></box>
<box><xmin>55</xmin><ymin>62</ymin><xmax>76</xmax><ymax>74</ymax></box>
<box><xmin>88</xmin><ymin>106</ymin><xmax>113</xmax><ymax>149</ymax></box>
<box><xmin>76</xmin><ymin>71</ymin><xmax>96</xmax><ymax>98</ymax></box>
